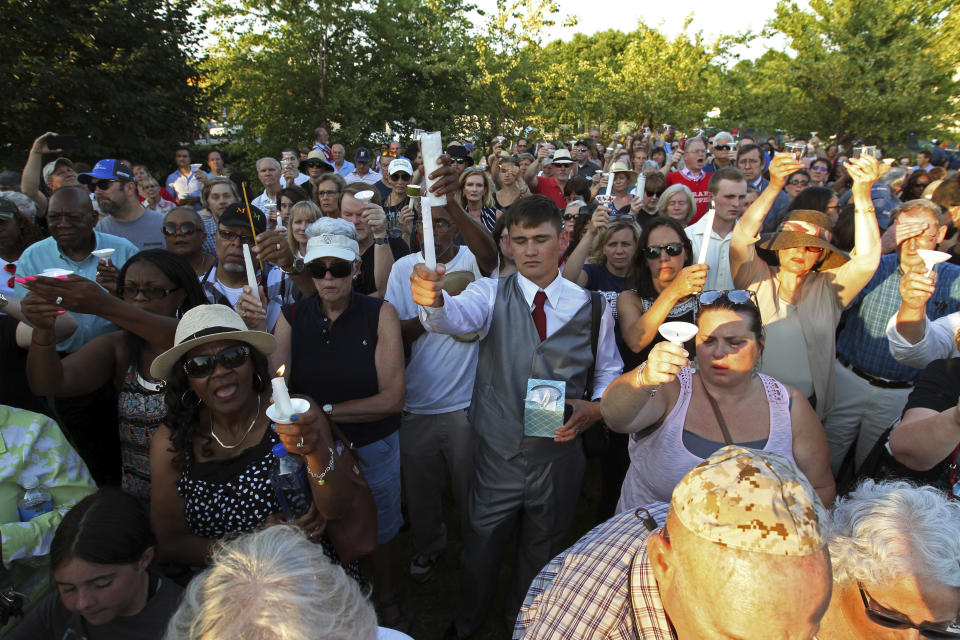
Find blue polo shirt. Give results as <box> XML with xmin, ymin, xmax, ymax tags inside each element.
<box><xmin>14</xmin><ymin>231</ymin><xmax>139</xmax><ymax>353</ymax></box>
<box><xmin>836</xmin><ymin>253</ymin><xmax>960</xmax><ymax>381</ymax></box>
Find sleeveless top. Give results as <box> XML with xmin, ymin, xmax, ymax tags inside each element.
<box><xmin>118</xmin><ymin>365</ymin><xmax>166</xmax><ymax>501</ymax></box>
<box><xmin>616</xmin><ymin>368</ymin><xmax>795</xmax><ymax>513</ymax></box>
<box><xmin>176</xmin><ymin>427</ymin><xmax>362</xmax><ymax>582</ymax></box>
<box><xmin>283</xmin><ymin>291</ymin><xmax>401</xmax><ymax>447</ymax></box>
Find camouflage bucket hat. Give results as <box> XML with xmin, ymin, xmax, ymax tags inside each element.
<box><xmin>670</xmin><ymin>445</ymin><xmax>825</xmax><ymax>556</ymax></box>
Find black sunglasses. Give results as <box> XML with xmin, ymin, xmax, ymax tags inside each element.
<box><xmin>643</xmin><ymin>242</ymin><xmax>684</xmax><ymax>259</ymax></box>
<box><xmin>699</xmin><ymin>289</ymin><xmax>758</xmax><ymax>307</ymax></box>
<box><xmin>788</xmin><ymin>179</ymin><xmax>810</xmax><ymax>186</ymax></box>
<box><xmin>390</xmin><ymin>173</ymin><xmax>411</xmax><ymax>181</ymax></box>
<box><xmin>162</xmin><ymin>221</ymin><xmax>198</xmax><ymax>236</ymax></box>
<box><xmin>303</xmin><ymin>160</ymin><xmax>325</xmax><ymax>169</ymax></box>
<box><xmin>306</xmin><ymin>260</ymin><xmax>354</xmax><ymax>279</ymax></box>
<box><xmin>645</xmin><ymin>189</ymin><xmax>665</xmax><ymax>197</ymax></box>
<box><xmin>859</xmin><ymin>583</ymin><xmax>960</xmax><ymax>639</ymax></box>
<box><xmin>182</xmin><ymin>344</ymin><xmax>251</xmax><ymax>379</ymax></box>
<box><xmin>90</xmin><ymin>180</ymin><xmax>118</xmax><ymax>191</ymax></box>
<box><xmin>118</xmin><ymin>283</ymin><xmax>180</xmax><ymax>301</ymax></box>
<box><xmin>714</xmin><ymin>144</ymin><xmax>731</xmax><ymax>151</ymax></box>
<box><xmin>451</xmin><ymin>157</ymin><xmax>467</xmax><ymax>164</ymax></box>
<box><xmin>563</xmin><ymin>213</ymin><xmax>578</xmax><ymax>221</ymax></box>
<box><xmin>610</xmin><ymin>213</ymin><xmax>635</xmax><ymax>222</ymax></box>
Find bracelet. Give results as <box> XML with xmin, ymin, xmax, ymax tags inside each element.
<box><xmin>634</xmin><ymin>363</ymin><xmax>662</xmax><ymax>397</ymax></box>
<box><xmin>855</xmin><ymin>208</ymin><xmax>876</xmax><ymax>215</ymax></box>
<box><xmin>306</xmin><ymin>447</ymin><xmax>336</xmax><ymax>486</ymax></box>
<box><xmin>31</xmin><ymin>335</ymin><xmax>55</xmax><ymax>347</ymax></box>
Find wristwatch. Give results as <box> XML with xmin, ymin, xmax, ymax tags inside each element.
<box><xmin>280</xmin><ymin>257</ymin><xmax>304</xmax><ymax>274</ymax></box>
<box><xmin>0</xmin><ymin>293</ymin><xmax>7</xmax><ymax>311</ymax></box>
<box><xmin>373</xmin><ymin>237</ymin><xmax>389</xmax><ymax>245</ymax></box>
<box><xmin>322</xmin><ymin>403</ymin><xmax>334</xmax><ymax>416</ymax></box>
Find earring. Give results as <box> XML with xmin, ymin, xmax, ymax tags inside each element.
<box><xmin>180</xmin><ymin>389</ymin><xmax>202</xmax><ymax>408</ymax></box>
<box><xmin>254</xmin><ymin>373</ymin><xmax>263</xmax><ymax>389</ymax></box>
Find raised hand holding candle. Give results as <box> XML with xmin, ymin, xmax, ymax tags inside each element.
<box><xmin>420</xmin><ymin>196</ymin><xmax>436</xmax><ymax>270</ymax></box>
<box><xmin>242</xmin><ymin>244</ymin><xmax>261</xmax><ymax>306</ymax></box>
<box><xmin>419</xmin><ymin>131</ymin><xmax>447</xmax><ymax>207</ymax></box>
<box><xmin>696</xmin><ymin>209</ymin><xmax>716</xmax><ymax>265</ymax></box>
<box><xmin>604</xmin><ymin>172</ymin><xmax>614</xmax><ymax>197</ymax></box>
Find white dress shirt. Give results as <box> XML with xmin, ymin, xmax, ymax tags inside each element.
<box><xmin>885</xmin><ymin>311</ymin><xmax>960</xmax><ymax>369</ymax></box>
<box><xmin>251</xmin><ymin>191</ymin><xmax>276</xmax><ymax>212</ymax></box>
<box><xmin>685</xmin><ymin>210</ymin><xmax>734</xmax><ymax>291</ymax></box>
<box><xmin>419</xmin><ymin>271</ymin><xmax>624</xmax><ymax>399</ymax></box>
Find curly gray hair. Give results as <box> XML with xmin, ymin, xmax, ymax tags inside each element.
<box><xmin>163</xmin><ymin>525</ymin><xmax>377</xmax><ymax>640</ymax></box>
<box><xmin>827</xmin><ymin>479</ymin><xmax>960</xmax><ymax>587</ymax></box>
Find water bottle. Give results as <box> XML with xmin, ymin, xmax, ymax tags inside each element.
<box><xmin>18</xmin><ymin>476</ymin><xmax>53</xmax><ymax>521</ymax></box>
<box><xmin>270</xmin><ymin>443</ymin><xmax>312</xmax><ymax>521</ymax></box>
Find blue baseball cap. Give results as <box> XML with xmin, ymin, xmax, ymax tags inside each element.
<box><xmin>78</xmin><ymin>159</ymin><xmax>135</xmax><ymax>184</ymax></box>
<box><xmin>355</xmin><ymin>147</ymin><xmax>372</xmax><ymax>163</ymax></box>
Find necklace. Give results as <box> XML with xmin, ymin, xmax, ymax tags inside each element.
<box><xmin>209</xmin><ymin>394</ymin><xmax>261</xmax><ymax>449</ymax></box>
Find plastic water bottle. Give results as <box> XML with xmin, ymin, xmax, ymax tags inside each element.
<box><xmin>18</xmin><ymin>476</ymin><xmax>53</xmax><ymax>521</ymax></box>
<box><xmin>270</xmin><ymin>443</ymin><xmax>312</xmax><ymax>521</ymax></box>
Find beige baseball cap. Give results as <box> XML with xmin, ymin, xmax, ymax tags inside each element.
<box><xmin>670</xmin><ymin>446</ymin><xmax>825</xmax><ymax>556</ymax></box>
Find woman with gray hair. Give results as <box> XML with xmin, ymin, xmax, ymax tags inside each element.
<box><xmin>657</xmin><ymin>183</ymin><xmax>696</xmax><ymax>225</ymax></box>
<box><xmin>163</xmin><ymin>525</ymin><xmax>411</xmax><ymax>640</ymax></box>
<box><xmin>817</xmin><ymin>479</ymin><xmax>960</xmax><ymax>639</ymax></box>
<box><xmin>270</xmin><ymin>216</ymin><xmax>407</xmax><ymax>629</ymax></box>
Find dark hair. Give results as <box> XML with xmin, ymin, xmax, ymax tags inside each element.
<box><xmin>164</xmin><ymin>344</ymin><xmax>270</xmax><ymax>472</ymax></box>
<box><xmin>901</xmin><ymin>171</ymin><xmax>932</xmax><ymax>199</ymax></box>
<box><xmin>279</xmin><ymin>186</ymin><xmax>309</xmax><ymax>207</ymax></box>
<box><xmin>736</xmin><ymin>143</ymin><xmax>763</xmax><ymax>163</ymax></box>
<box><xmin>50</xmin><ymin>488</ymin><xmax>155</xmax><ymax>571</ymax></box>
<box><xmin>207</xmin><ymin>148</ymin><xmax>224</xmax><ymax>161</ymax></box>
<box><xmin>832</xmin><ymin>202</ymin><xmax>856</xmax><ymax>251</ymax></box>
<box><xmin>787</xmin><ymin>169</ymin><xmax>811</xmax><ymax>182</ymax></box>
<box><xmin>117</xmin><ymin>249</ymin><xmax>208</xmax><ymax>370</ymax></box>
<box><xmin>698</xmin><ymin>295</ymin><xmax>765</xmax><ymax>345</ymax></box>
<box><xmin>504</xmin><ymin>194</ymin><xmax>561</xmax><ymax>233</ymax></box>
<box><xmin>643</xmin><ymin>170</ymin><xmax>666</xmax><ymax>193</ymax></box>
<box><xmin>708</xmin><ymin>166</ymin><xmax>746</xmax><ymax>194</ymax></box>
<box><xmin>229</xmin><ymin>171</ymin><xmax>251</xmax><ymax>200</ymax></box>
<box><xmin>629</xmin><ymin>217</ymin><xmax>693</xmax><ymax>298</ymax></box>
<box><xmin>789</xmin><ymin>186</ymin><xmax>835</xmax><ymax>214</ymax></box>
<box><xmin>9</xmin><ymin>208</ymin><xmax>44</xmax><ymax>254</ymax></box>
<box><xmin>560</xmin><ymin>213</ymin><xmax>592</xmax><ymax>264</ymax></box>
<box><xmin>564</xmin><ymin>177</ymin><xmax>591</xmax><ymax>203</ymax></box>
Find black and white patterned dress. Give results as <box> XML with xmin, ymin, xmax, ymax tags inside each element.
<box><xmin>176</xmin><ymin>427</ymin><xmax>363</xmax><ymax>582</ymax></box>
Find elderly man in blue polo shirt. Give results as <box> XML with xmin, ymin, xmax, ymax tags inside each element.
<box><xmin>13</xmin><ymin>186</ymin><xmax>137</xmax><ymax>353</ymax></box>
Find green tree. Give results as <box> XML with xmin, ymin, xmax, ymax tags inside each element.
<box><xmin>758</xmin><ymin>0</ymin><xmax>960</xmax><ymax>145</ymax></box>
<box><xmin>0</xmin><ymin>0</ymin><xmax>205</xmax><ymax>169</ymax></box>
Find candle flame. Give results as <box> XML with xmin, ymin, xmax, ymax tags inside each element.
<box><xmin>277</xmin><ymin>365</ymin><xmax>286</xmax><ymax>376</ymax></box>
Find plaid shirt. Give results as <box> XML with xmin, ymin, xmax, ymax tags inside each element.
<box><xmin>836</xmin><ymin>253</ymin><xmax>960</xmax><ymax>381</ymax></box>
<box><xmin>514</xmin><ymin>502</ymin><xmax>673</xmax><ymax>640</ymax></box>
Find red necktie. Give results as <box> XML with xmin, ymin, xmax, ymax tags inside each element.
<box><xmin>532</xmin><ymin>290</ymin><xmax>547</xmax><ymax>341</ymax></box>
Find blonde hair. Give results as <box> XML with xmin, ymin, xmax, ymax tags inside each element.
<box><xmin>591</xmin><ymin>220</ymin><xmax>641</xmax><ymax>266</ymax></box>
<box><xmin>455</xmin><ymin>167</ymin><xmax>496</xmax><ymax>209</ymax></box>
<box><xmin>286</xmin><ymin>200</ymin><xmax>321</xmax><ymax>253</ymax></box>
<box><xmin>163</xmin><ymin>526</ymin><xmax>377</xmax><ymax>640</ymax></box>
<box><xmin>657</xmin><ymin>184</ymin><xmax>696</xmax><ymax>224</ymax></box>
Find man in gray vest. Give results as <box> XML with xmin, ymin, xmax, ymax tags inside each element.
<box><xmin>411</xmin><ymin>195</ymin><xmax>623</xmax><ymax>638</ymax></box>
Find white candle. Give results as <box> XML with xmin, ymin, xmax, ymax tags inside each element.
<box><xmin>420</xmin><ymin>131</ymin><xmax>447</xmax><ymax>207</ymax></box>
<box><xmin>271</xmin><ymin>365</ymin><xmax>295</xmax><ymax>421</ymax></box>
<box><xmin>697</xmin><ymin>208</ymin><xmax>716</xmax><ymax>265</ymax></box>
<box><xmin>635</xmin><ymin>171</ymin><xmax>646</xmax><ymax>202</ymax></box>
<box><xmin>604</xmin><ymin>172</ymin><xmax>614</xmax><ymax>197</ymax></box>
<box><xmin>242</xmin><ymin>244</ymin><xmax>260</xmax><ymax>302</ymax></box>
<box><xmin>420</xmin><ymin>196</ymin><xmax>436</xmax><ymax>270</ymax></box>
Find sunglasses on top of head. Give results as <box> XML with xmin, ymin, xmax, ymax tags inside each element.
<box><xmin>698</xmin><ymin>289</ymin><xmax>758</xmax><ymax>308</ymax></box>
<box><xmin>182</xmin><ymin>344</ymin><xmax>251</xmax><ymax>379</ymax></box>
<box><xmin>306</xmin><ymin>260</ymin><xmax>354</xmax><ymax>279</ymax></box>
<box><xmin>643</xmin><ymin>242</ymin><xmax>684</xmax><ymax>259</ymax></box>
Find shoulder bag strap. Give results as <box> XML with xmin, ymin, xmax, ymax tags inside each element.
<box><xmin>697</xmin><ymin>374</ymin><xmax>734</xmax><ymax>445</ymax></box>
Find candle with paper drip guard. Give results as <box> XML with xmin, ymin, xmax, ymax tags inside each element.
<box><xmin>420</xmin><ymin>196</ymin><xmax>436</xmax><ymax>269</ymax></box>
<box><xmin>604</xmin><ymin>172</ymin><xmax>614</xmax><ymax>197</ymax></box>
<box><xmin>419</xmin><ymin>132</ymin><xmax>447</xmax><ymax>208</ymax></box>
<box><xmin>354</xmin><ymin>190</ymin><xmax>375</xmax><ymax>204</ymax></box>
<box><xmin>242</xmin><ymin>244</ymin><xmax>261</xmax><ymax>306</ymax></box>
<box><xmin>658</xmin><ymin>321</ymin><xmax>698</xmax><ymax>345</ymax></box>
<box><xmin>91</xmin><ymin>248</ymin><xmax>115</xmax><ymax>261</ymax></box>
<box><xmin>696</xmin><ymin>209</ymin><xmax>716</xmax><ymax>265</ymax></box>
<box><xmin>265</xmin><ymin>365</ymin><xmax>309</xmax><ymax>424</ymax></box>
<box><xmin>917</xmin><ymin>249</ymin><xmax>951</xmax><ymax>274</ymax></box>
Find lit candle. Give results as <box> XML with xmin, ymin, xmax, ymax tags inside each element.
<box><xmin>604</xmin><ymin>172</ymin><xmax>614</xmax><ymax>197</ymax></box>
<box><xmin>420</xmin><ymin>196</ymin><xmax>436</xmax><ymax>270</ymax></box>
<box><xmin>271</xmin><ymin>365</ymin><xmax>295</xmax><ymax>421</ymax></box>
<box><xmin>697</xmin><ymin>208</ymin><xmax>716</xmax><ymax>265</ymax></box>
<box><xmin>242</xmin><ymin>244</ymin><xmax>260</xmax><ymax>304</ymax></box>
<box><xmin>420</xmin><ymin>131</ymin><xmax>447</xmax><ymax>207</ymax></box>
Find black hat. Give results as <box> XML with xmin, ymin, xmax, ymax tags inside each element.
<box><xmin>220</xmin><ymin>202</ymin><xmax>266</xmax><ymax>235</ymax></box>
<box><xmin>445</xmin><ymin>144</ymin><xmax>474</xmax><ymax>167</ymax></box>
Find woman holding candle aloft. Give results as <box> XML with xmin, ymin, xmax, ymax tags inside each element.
<box><xmin>729</xmin><ymin>152</ymin><xmax>884</xmax><ymax>419</ymax></box>
<box><xmin>147</xmin><ymin>304</ymin><xmax>375</xmax><ymax>574</ymax></box>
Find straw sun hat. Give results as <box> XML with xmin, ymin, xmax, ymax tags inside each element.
<box><xmin>757</xmin><ymin>209</ymin><xmax>848</xmax><ymax>270</ymax></box>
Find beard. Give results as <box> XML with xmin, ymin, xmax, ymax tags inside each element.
<box><xmin>221</xmin><ymin>262</ymin><xmax>245</xmax><ymax>274</ymax></box>
<box><xmin>97</xmin><ymin>198</ymin><xmax>119</xmax><ymax>215</ymax></box>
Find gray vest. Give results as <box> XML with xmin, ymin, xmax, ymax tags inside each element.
<box><xmin>469</xmin><ymin>273</ymin><xmax>594</xmax><ymax>463</ymax></box>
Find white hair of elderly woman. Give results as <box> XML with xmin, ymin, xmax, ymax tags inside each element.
<box><xmin>826</xmin><ymin>479</ymin><xmax>960</xmax><ymax>588</ymax></box>
<box><xmin>162</xmin><ymin>525</ymin><xmax>378</xmax><ymax>640</ymax></box>
<box><xmin>0</xmin><ymin>191</ymin><xmax>38</xmax><ymax>221</ymax></box>
<box><xmin>306</xmin><ymin>216</ymin><xmax>358</xmax><ymax>241</ymax></box>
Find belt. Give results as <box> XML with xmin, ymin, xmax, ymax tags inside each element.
<box><xmin>837</xmin><ymin>355</ymin><xmax>913</xmax><ymax>389</ymax></box>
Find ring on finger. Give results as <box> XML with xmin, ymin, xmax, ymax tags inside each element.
<box><xmin>276</xmin><ymin>243</ymin><xmax>281</xmax><ymax>251</ymax></box>
<box><xmin>297</xmin><ymin>436</ymin><xmax>304</xmax><ymax>448</ymax></box>
<box><xmin>55</xmin><ymin>296</ymin><xmax>63</xmax><ymax>305</ymax></box>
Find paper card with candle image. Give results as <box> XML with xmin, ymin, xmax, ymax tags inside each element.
<box><xmin>524</xmin><ymin>379</ymin><xmax>566</xmax><ymax>438</ymax></box>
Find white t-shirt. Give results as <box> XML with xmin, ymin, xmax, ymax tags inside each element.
<box><xmin>385</xmin><ymin>245</ymin><xmax>485</xmax><ymax>414</ymax></box>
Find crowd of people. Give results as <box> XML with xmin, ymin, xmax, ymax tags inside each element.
<box><xmin>1</xmin><ymin>122</ymin><xmax>960</xmax><ymax>639</ymax></box>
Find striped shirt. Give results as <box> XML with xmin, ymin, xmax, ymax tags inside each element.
<box><xmin>514</xmin><ymin>501</ymin><xmax>673</xmax><ymax>640</ymax></box>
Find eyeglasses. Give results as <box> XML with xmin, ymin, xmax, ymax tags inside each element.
<box><xmin>610</xmin><ymin>213</ymin><xmax>635</xmax><ymax>222</ymax></box>
<box><xmin>787</xmin><ymin>179</ymin><xmax>810</xmax><ymax>186</ymax></box>
<box><xmin>858</xmin><ymin>583</ymin><xmax>960</xmax><ymax>639</ymax></box>
<box><xmin>162</xmin><ymin>221</ymin><xmax>198</xmax><ymax>236</ymax></box>
<box><xmin>451</xmin><ymin>158</ymin><xmax>467</xmax><ymax>165</ymax></box>
<box><xmin>118</xmin><ymin>282</ymin><xmax>180</xmax><ymax>300</ymax></box>
<box><xmin>643</xmin><ymin>242</ymin><xmax>684</xmax><ymax>259</ymax></box>
<box><xmin>390</xmin><ymin>173</ymin><xmax>411</xmax><ymax>181</ymax></box>
<box><xmin>316</xmin><ymin>190</ymin><xmax>338</xmax><ymax>197</ymax></box>
<box><xmin>306</xmin><ymin>260</ymin><xmax>354</xmax><ymax>279</ymax></box>
<box><xmin>811</xmin><ymin>166</ymin><xmax>830</xmax><ymax>172</ymax></box>
<box><xmin>699</xmin><ymin>289</ymin><xmax>758</xmax><ymax>307</ymax></box>
<box><xmin>217</xmin><ymin>228</ymin><xmax>255</xmax><ymax>245</ymax></box>
<box><xmin>182</xmin><ymin>344</ymin><xmax>251</xmax><ymax>379</ymax></box>
<box><xmin>645</xmin><ymin>189</ymin><xmax>665</xmax><ymax>197</ymax></box>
